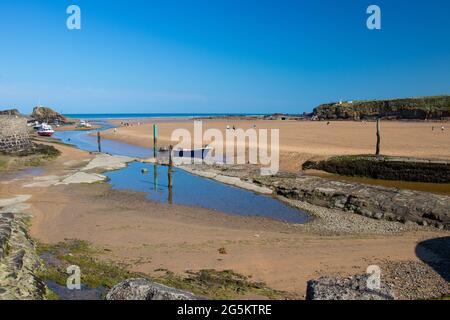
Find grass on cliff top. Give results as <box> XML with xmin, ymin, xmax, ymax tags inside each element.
<box><xmin>37</xmin><ymin>239</ymin><xmax>291</xmax><ymax>300</ymax></box>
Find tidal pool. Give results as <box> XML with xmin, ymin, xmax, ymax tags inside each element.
<box><xmin>54</xmin><ymin>122</ymin><xmax>309</xmax><ymax>224</ymax></box>
<box><xmin>105</xmin><ymin>162</ymin><xmax>309</xmax><ymax>224</ymax></box>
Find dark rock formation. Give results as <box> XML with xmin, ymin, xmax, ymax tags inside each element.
<box><xmin>252</xmin><ymin>175</ymin><xmax>450</xmax><ymax>230</ymax></box>
<box><xmin>183</xmin><ymin>163</ymin><xmax>450</xmax><ymax>230</ymax></box>
<box><xmin>31</xmin><ymin>106</ymin><xmax>67</xmax><ymax>124</ymax></box>
<box><xmin>303</xmin><ymin>155</ymin><xmax>450</xmax><ymax>183</ymax></box>
<box><xmin>313</xmin><ymin>96</ymin><xmax>450</xmax><ymax>120</ymax></box>
<box><xmin>306</xmin><ymin>275</ymin><xmax>395</xmax><ymax>300</ymax></box>
<box><xmin>106</xmin><ymin>278</ymin><xmax>203</xmax><ymax>300</ymax></box>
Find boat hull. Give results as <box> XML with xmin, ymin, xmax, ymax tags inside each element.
<box><xmin>37</xmin><ymin>131</ymin><xmax>54</xmax><ymax>137</ymax></box>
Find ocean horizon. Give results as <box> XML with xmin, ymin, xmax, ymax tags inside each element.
<box><xmin>63</xmin><ymin>113</ymin><xmax>268</xmax><ymax>120</ymax></box>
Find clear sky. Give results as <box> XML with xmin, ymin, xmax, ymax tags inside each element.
<box><xmin>1</xmin><ymin>0</ymin><xmax>449</xmax><ymax>114</ymax></box>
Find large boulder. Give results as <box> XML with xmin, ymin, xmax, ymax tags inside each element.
<box><xmin>306</xmin><ymin>275</ymin><xmax>395</xmax><ymax>300</ymax></box>
<box><xmin>31</xmin><ymin>106</ymin><xmax>67</xmax><ymax>124</ymax></box>
<box><xmin>106</xmin><ymin>278</ymin><xmax>203</xmax><ymax>300</ymax></box>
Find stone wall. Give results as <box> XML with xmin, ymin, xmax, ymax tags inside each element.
<box><xmin>0</xmin><ymin>212</ymin><xmax>45</xmax><ymax>300</ymax></box>
<box><xmin>0</xmin><ymin>116</ymin><xmax>32</xmax><ymax>153</ymax></box>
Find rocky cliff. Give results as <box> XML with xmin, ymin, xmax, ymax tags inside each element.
<box><xmin>313</xmin><ymin>96</ymin><xmax>450</xmax><ymax>120</ymax></box>
<box><xmin>31</xmin><ymin>106</ymin><xmax>67</xmax><ymax>124</ymax></box>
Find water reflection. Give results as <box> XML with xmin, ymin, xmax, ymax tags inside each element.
<box><xmin>105</xmin><ymin>162</ymin><xmax>309</xmax><ymax>224</ymax></box>
<box><xmin>54</xmin><ymin>122</ymin><xmax>309</xmax><ymax>224</ymax></box>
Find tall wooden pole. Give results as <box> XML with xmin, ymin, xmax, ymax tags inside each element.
<box><xmin>153</xmin><ymin>124</ymin><xmax>158</xmax><ymax>158</ymax></box>
<box><xmin>97</xmin><ymin>131</ymin><xmax>102</xmax><ymax>153</ymax></box>
<box><xmin>169</xmin><ymin>145</ymin><xmax>173</xmax><ymax>168</ymax></box>
<box><xmin>375</xmin><ymin>118</ymin><xmax>381</xmax><ymax>156</ymax></box>
<box><xmin>167</xmin><ymin>145</ymin><xmax>173</xmax><ymax>204</ymax></box>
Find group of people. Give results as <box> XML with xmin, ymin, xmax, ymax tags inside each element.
<box><xmin>431</xmin><ymin>126</ymin><xmax>446</xmax><ymax>131</ymax></box>
<box><xmin>226</xmin><ymin>124</ymin><xmax>257</xmax><ymax>131</ymax></box>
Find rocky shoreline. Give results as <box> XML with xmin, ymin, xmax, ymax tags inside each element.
<box><xmin>180</xmin><ymin>163</ymin><xmax>450</xmax><ymax>232</ymax></box>
<box><xmin>1</xmin><ymin>149</ymin><xmax>448</xmax><ymax>300</ymax></box>
<box><xmin>0</xmin><ymin>211</ymin><xmax>45</xmax><ymax>300</ymax></box>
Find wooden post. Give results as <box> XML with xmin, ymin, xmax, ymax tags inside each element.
<box><xmin>97</xmin><ymin>131</ymin><xmax>102</xmax><ymax>153</ymax></box>
<box><xmin>167</xmin><ymin>145</ymin><xmax>173</xmax><ymax>204</ymax></box>
<box><xmin>169</xmin><ymin>145</ymin><xmax>173</xmax><ymax>168</ymax></box>
<box><xmin>375</xmin><ymin>118</ymin><xmax>381</xmax><ymax>156</ymax></box>
<box><xmin>153</xmin><ymin>124</ymin><xmax>158</xmax><ymax>158</ymax></box>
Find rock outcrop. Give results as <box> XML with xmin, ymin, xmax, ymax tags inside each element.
<box><xmin>253</xmin><ymin>174</ymin><xmax>450</xmax><ymax>230</ymax></box>
<box><xmin>31</xmin><ymin>106</ymin><xmax>67</xmax><ymax>124</ymax></box>
<box><xmin>306</xmin><ymin>275</ymin><xmax>395</xmax><ymax>300</ymax></box>
<box><xmin>0</xmin><ymin>212</ymin><xmax>45</xmax><ymax>300</ymax></box>
<box><xmin>106</xmin><ymin>278</ymin><xmax>203</xmax><ymax>300</ymax></box>
<box><xmin>181</xmin><ymin>163</ymin><xmax>450</xmax><ymax>230</ymax></box>
<box><xmin>313</xmin><ymin>96</ymin><xmax>450</xmax><ymax>120</ymax></box>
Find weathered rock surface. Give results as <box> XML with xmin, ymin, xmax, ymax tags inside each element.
<box><xmin>0</xmin><ymin>212</ymin><xmax>45</xmax><ymax>300</ymax></box>
<box><xmin>31</xmin><ymin>106</ymin><xmax>67</xmax><ymax>124</ymax></box>
<box><xmin>106</xmin><ymin>278</ymin><xmax>203</xmax><ymax>300</ymax></box>
<box><xmin>82</xmin><ymin>154</ymin><xmax>135</xmax><ymax>172</ymax></box>
<box><xmin>253</xmin><ymin>174</ymin><xmax>450</xmax><ymax>230</ymax></box>
<box><xmin>306</xmin><ymin>275</ymin><xmax>395</xmax><ymax>300</ymax></box>
<box><xmin>183</xmin><ymin>163</ymin><xmax>450</xmax><ymax>230</ymax></box>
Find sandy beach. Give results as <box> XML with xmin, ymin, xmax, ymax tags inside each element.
<box><xmin>1</xmin><ymin>139</ymin><xmax>448</xmax><ymax>298</ymax></box>
<box><xmin>101</xmin><ymin>119</ymin><xmax>450</xmax><ymax>172</ymax></box>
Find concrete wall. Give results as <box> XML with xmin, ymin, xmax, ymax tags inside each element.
<box><xmin>0</xmin><ymin>116</ymin><xmax>32</xmax><ymax>153</ymax></box>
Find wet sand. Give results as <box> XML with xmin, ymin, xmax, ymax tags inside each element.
<box><xmin>101</xmin><ymin>119</ymin><xmax>450</xmax><ymax>172</ymax></box>
<box><xmin>1</xmin><ymin>141</ymin><xmax>448</xmax><ymax>297</ymax></box>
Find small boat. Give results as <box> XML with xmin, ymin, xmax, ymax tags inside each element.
<box><xmin>32</xmin><ymin>122</ymin><xmax>42</xmax><ymax>130</ymax></box>
<box><xmin>172</xmin><ymin>145</ymin><xmax>212</xmax><ymax>159</ymax></box>
<box><xmin>37</xmin><ymin>123</ymin><xmax>55</xmax><ymax>137</ymax></box>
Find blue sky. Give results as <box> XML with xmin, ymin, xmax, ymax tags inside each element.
<box><xmin>1</xmin><ymin>0</ymin><xmax>449</xmax><ymax>114</ymax></box>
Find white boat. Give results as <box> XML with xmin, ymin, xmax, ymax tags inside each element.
<box><xmin>77</xmin><ymin>120</ymin><xmax>92</xmax><ymax>128</ymax></box>
<box><xmin>37</xmin><ymin>123</ymin><xmax>55</xmax><ymax>137</ymax></box>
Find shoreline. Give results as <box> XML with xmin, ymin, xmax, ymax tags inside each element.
<box><xmin>1</xmin><ymin>131</ymin><xmax>449</xmax><ymax>299</ymax></box>
<box><xmin>96</xmin><ymin>118</ymin><xmax>450</xmax><ymax>173</ymax></box>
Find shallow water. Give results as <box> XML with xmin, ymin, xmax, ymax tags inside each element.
<box><xmin>0</xmin><ymin>167</ymin><xmax>44</xmax><ymax>182</ymax></box>
<box><xmin>308</xmin><ymin>170</ymin><xmax>450</xmax><ymax>196</ymax></box>
<box><xmin>54</xmin><ymin>123</ymin><xmax>309</xmax><ymax>224</ymax></box>
<box><xmin>54</xmin><ymin>122</ymin><xmax>154</xmax><ymax>158</ymax></box>
<box><xmin>45</xmin><ymin>280</ymin><xmax>106</xmax><ymax>300</ymax></box>
<box><xmin>106</xmin><ymin>162</ymin><xmax>309</xmax><ymax>223</ymax></box>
